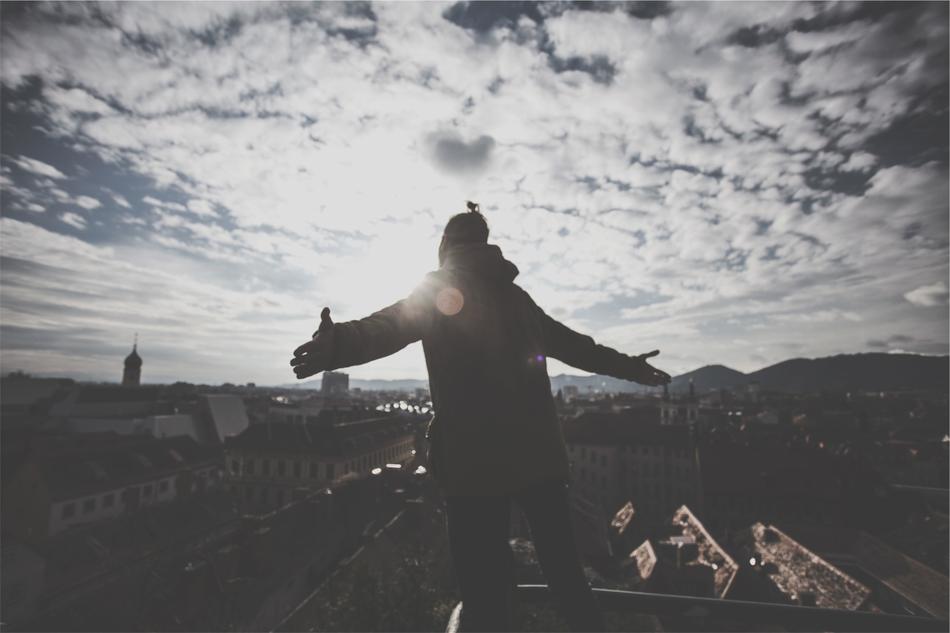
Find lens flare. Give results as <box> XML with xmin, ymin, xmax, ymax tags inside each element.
<box><xmin>436</xmin><ymin>287</ymin><xmax>464</xmax><ymax>316</ymax></box>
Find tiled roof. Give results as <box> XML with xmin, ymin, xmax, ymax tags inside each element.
<box><xmin>610</xmin><ymin>501</ymin><xmax>635</xmax><ymax>535</ymax></box>
<box><xmin>625</xmin><ymin>540</ymin><xmax>657</xmax><ymax>584</ymax></box>
<box><xmin>744</xmin><ymin>523</ymin><xmax>870</xmax><ymax>611</ymax></box>
<box><xmin>225</xmin><ymin>415</ymin><xmax>414</xmax><ymax>457</ymax></box>
<box><xmin>202</xmin><ymin>394</ymin><xmax>250</xmax><ymax>441</ymax></box>
<box><xmin>783</xmin><ymin>523</ymin><xmax>949</xmax><ymax>619</ymax></box>
<box><xmin>670</xmin><ymin>505</ymin><xmax>739</xmax><ymax>598</ymax></box>
<box><xmin>27</xmin><ymin>433</ymin><xmax>221</xmax><ymax>501</ymax></box>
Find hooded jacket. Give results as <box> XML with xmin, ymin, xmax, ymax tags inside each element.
<box><xmin>325</xmin><ymin>243</ymin><xmax>647</xmax><ymax>496</ymax></box>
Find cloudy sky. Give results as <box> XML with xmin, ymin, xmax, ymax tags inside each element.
<box><xmin>1</xmin><ymin>1</ymin><xmax>947</xmax><ymax>385</ymax></box>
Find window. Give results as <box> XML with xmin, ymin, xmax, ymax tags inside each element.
<box><xmin>310</xmin><ymin>462</ymin><xmax>319</xmax><ymax>479</ymax></box>
<box><xmin>600</xmin><ymin>455</ymin><xmax>607</xmax><ymax>467</ymax></box>
<box><xmin>103</xmin><ymin>493</ymin><xmax>115</xmax><ymax>508</ymax></box>
<box><xmin>277</xmin><ymin>460</ymin><xmax>286</xmax><ymax>476</ymax></box>
<box><xmin>325</xmin><ymin>464</ymin><xmax>335</xmax><ymax>480</ymax></box>
<box><xmin>83</xmin><ymin>498</ymin><xmax>96</xmax><ymax>514</ymax></box>
<box><xmin>62</xmin><ymin>502</ymin><xmax>76</xmax><ymax>519</ymax></box>
<box><xmin>293</xmin><ymin>461</ymin><xmax>301</xmax><ymax>479</ymax></box>
<box><xmin>84</xmin><ymin>460</ymin><xmax>108</xmax><ymax>481</ymax></box>
<box><xmin>263</xmin><ymin>460</ymin><xmax>271</xmax><ymax>476</ymax></box>
<box><xmin>159</xmin><ymin>480</ymin><xmax>169</xmax><ymax>493</ymax></box>
<box><xmin>589</xmin><ymin>452</ymin><xmax>595</xmax><ymax>464</ymax></box>
<box><xmin>245</xmin><ymin>459</ymin><xmax>256</xmax><ymax>475</ymax></box>
<box><xmin>230</xmin><ymin>459</ymin><xmax>240</xmax><ymax>475</ymax></box>
<box><xmin>144</xmin><ymin>484</ymin><xmax>153</xmax><ymax>496</ymax></box>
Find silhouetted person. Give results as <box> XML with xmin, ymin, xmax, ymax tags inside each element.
<box><xmin>291</xmin><ymin>203</ymin><xmax>671</xmax><ymax>632</ymax></box>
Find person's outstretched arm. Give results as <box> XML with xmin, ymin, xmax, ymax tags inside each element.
<box><xmin>536</xmin><ymin>304</ymin><xmax>671</xmax><ymax>386</ymax></box>
<box><xmin>291</xmin><ymin>277</ymin><xmax>436</xmax><ymax>379</ymax></box>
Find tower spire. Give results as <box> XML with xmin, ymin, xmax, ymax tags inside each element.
<box><xmin>123</xmin><ymin>334</ymin><xmax>142</xmax><ymax>387</ymax></box>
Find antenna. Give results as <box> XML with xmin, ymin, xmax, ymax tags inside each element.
<box><xmin>134</xmin><ymin>332</ymin><xmax>138</xmax><ymax>349</ymax></box>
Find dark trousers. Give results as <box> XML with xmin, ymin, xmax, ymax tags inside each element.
<box><xmin>445</xmin><ymin>481</ymin><xmax>606</xmax><ymax>632</ymax></box>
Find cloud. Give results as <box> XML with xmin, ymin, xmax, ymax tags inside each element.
<box><xmin>0</xmin><ymin>2</ymin><xmax>946</xmax><ymax>382</ymax></box>
<box><xmin>111</xmin><ymin>193</ymin><xmax>131</xmax><ymax>208</ymax></box>
<box><xmin>11</xmin><ymin>155</ymin><xmax>66</xmax><ymax>179</ymax></box>
<box><xmin>428</xmin><ymin>131</ymin><xmax>496</xmax><ymax>174</ymax></box>
<box><xmin>60</xmin><ymin>212</ymin><xmax>87</xmax><ymax>229</ymax></box>
<box><xmin>186</xmin><ymin>198</ymin><xmax>216</xmax><ymax>217</ymax></box>
<box><xmin>840</xmin><ymin>151</ymin><xmax>877</xmax><ymax>172</ymax></box>
<box><xmin>75</xmin><ymin>195</ymin><xmax>101</xmax><ymax>210</ymax></box>
<box><xmin>905</xmin><ymin>282</ymin><xmax>949</xmax><ymax>307</ymax></box>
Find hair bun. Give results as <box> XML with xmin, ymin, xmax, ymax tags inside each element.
<box><xmin>466</xmin><ymin>200</ymin><xmax>480</xmax><ymax>214</ymax></box>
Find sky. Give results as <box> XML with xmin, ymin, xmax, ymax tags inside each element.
<box><xmin>0</xmin><ymin>1</ymin><xmax>947</xmax><ymax>385</ymax></box>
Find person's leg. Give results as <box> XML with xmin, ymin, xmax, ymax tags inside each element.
<box><xmin>516</xmin><ymin>481</ymin><xmax>606</xmax><ymax>632</ymax></box>
<box><xmin>444</xmin><ymin>494</ymin><xmax>514</xmax><ymax>632</ymax></box>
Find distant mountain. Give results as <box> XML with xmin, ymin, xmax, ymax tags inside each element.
<box><xmin>669</xmin><ymin>364</ymin><xmax>747</xmax><ymax>393</ymax></box>
<box><xmin>549</xmin><ymin>374</ymin><xmax>649</xmax><ymax>394</ymax></box>
<box><xmin>748</xmin><ymin>353</ymin><xmax>948</xmax><ymax>393</ymax></box>
<box><xmin>671</xmin><ymin>353</ymin><xmax>948</xmax><ymax>394</ymax></box>
<box><xmin>280</xmin><ymin>353</ymin><xmax>948</xmax><ymax>395</ymax></box>
<box><xmin>282</xmin><ymin>378</ymin><xmax>429</xmax><ymax>392</ymax></box>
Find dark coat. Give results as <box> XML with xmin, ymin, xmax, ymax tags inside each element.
<box><xmin>325</xmin><ymin>243</ymin><xmax>647</xmax><ymax>496</ymax></box>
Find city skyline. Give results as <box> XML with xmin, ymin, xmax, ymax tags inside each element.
<box><xmin>1</xmin><ymin>2</ymin><xmax>948</xmax><ymax>385</ymax></box>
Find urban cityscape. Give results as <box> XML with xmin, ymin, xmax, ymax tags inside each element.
<box><xmin>1</xmin><ymin>1</ymin><xmax>948</xmax><ymax>632</ymax></box>
<box><xmin>1</xmin><ymin>344</ymin><xmax>946</xmax><ymax>631</ymax></box>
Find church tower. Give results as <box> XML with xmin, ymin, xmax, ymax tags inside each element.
<box><xmin>122</xmin><ymin>336</ymin><xmax>142</xmax><ymax>387</ymax></box>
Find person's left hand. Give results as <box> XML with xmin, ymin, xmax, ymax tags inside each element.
<box><xmin>628</xmin><ymin>349</ymin><xmax>672</xmax><ymax>386</ymax></box>
<box><xmin>290</xmin><ymin>307</ymin><xmax>335</xmax><ymax>379</ymax></box>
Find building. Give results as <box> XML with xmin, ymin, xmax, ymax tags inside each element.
<box><xmin>49</xmin><ymin>387</ymin><xmax>249</xmax><ymax>447</ymax></box>
<box><xmin>122</xmin><ymin>341</ymin><xmax>142</xmax><ymax>387</ymax></box>
<box><xmin>562</xmin><ymin>385</ymin><xmax>580</xmax><ymax>401</ymax></box>
<box><xmin>224</xmin><ymin>414</ymin><xmax>417</xmax><ymax>513</ymax></box>
<box><xmin>2</xmin><ymin>433</ymin><xmax>222</xmax><ymax>540</ymax></box>
<box><xmin>781</xmin><ymin>523</ymin><xmax>949</xmax><ymax>619</ymax></box>
<box><xmin>0</xmin><ymin>374</ymin><xmax>75</xmax><ymax>430</ymax></box>
<box><xmin>730</xmin><ymin>523</ymin><xmax>871</xmax><ymax>610</ymax></box>
<box><xmin>0</xmin><ymin>543</ymin><xmax>46</xmax><ymax>625</ymax></box>
<box><xmin>659</xmin><ymin>379</ymin><xmax>699</xmax><ymax>426</ymax></box>
<box><xmin>563</xmin><ymin>411</ymin><xmax>700</xmax><ymax>526</ymax></box>
<box><xmin>321</xmin><ymin>371</ymin><xmax>349</xmax><ymax>395</ymax></box>
<box><xmin>620</xmin><ymin>505</ymin><xmax>739</xmax><ymax>600</ymax></box>
<box><xmin>696</xmin><ymin>444</ymin><xmax>862</xmax><ymax>533</ymax></box>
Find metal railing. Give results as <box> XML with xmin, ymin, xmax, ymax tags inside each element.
<box><xmin>446</xmin><ymin>584</ymin><xmax>949</xmax><ymax>632</ymax></box>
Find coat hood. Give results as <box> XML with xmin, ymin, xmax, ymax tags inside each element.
<box><xmin>441</xmin><ymin>243</ymin><xmax>519</xmax><ymax>283</ymax></box>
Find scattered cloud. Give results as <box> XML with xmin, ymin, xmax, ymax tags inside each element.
<box><xmin>75</xmin><ymin>195</ymin><xmax>101</xmax><ymax>210</ymax></box>
<box><xmin>0</xmin><ymin>1</ymin><xmax>946</xmax><ymax>382</ymax></box>
<box><xmin>59</xmin><ymin>212</ymin><xmax>87</xmax><ymax>230</ymax></box>
<box><xmin>905</xmin><ymin>282</ymin><xmax>949</xmax><ymax>307</ymax></box>
<box><xmin>11</xmin><ymin>155</ymin><xmax>66</xmax><ymax>179</ymax></box>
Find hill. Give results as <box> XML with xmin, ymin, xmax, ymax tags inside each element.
<box><xmin>670</xmin><ymin>353</ymin><xmax>948</xmax><ymax>394</ymax></box>
<box><xmin>282</xmin><ymin>353</ymin><xmax>948</xmax><ymax>395</ymax></box>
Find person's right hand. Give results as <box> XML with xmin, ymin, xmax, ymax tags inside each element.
<box><xmin>627</xmin><ymin>349</ymin><xmax>672</xmax><ymax>386</ymax></box>
<box><xmin>290</xmin><ymin>307</ymin><xmax>335</xmax><ymax>379</ymax></box>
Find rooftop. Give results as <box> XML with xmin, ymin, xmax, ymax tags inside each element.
<box><xmin>18</xmin><ymin>433</ymin><xmax>220</xmax><ymax>501</ymax></box>
<box><xmin>225</xmin><ymin>414</ymin><xmax>416</xmax><ymax>457</ymax></box>
<box><xmin>741</xmin><ymin>522</ymin><xmax>871</xmax><ymax>611</ymax></box>
<box><xmin>669</xmin><ymin>505</ymin><xmax>739</xmax><ymax>598</ymax></box>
